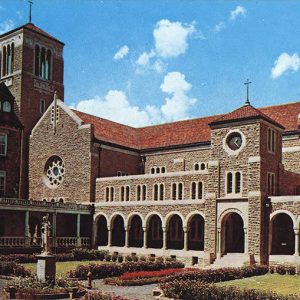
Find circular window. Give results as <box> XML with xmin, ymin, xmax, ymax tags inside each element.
<box><xmin>44</xmin><ymin>156</ymin><xmax>65</xmax><ymax>188</ymax></box>
<box><xmin>226</xmin><ymin>132</ymin><xmax>243</xmax><ymax>151</ymax></box>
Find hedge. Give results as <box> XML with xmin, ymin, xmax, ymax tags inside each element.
<box><xmin>68</xmin><ymin>261</ymin><xmax>185</xmax><ymax>279</ymax></box>
<box><xmin>0</xmin><ymin>261</ymin><xmax>31</xmax><ymax>277</ymax></box>
<box><xmin>161</xmin><ymin>280</ymin><xmax>300</xmax><ymax>300</ymax></box>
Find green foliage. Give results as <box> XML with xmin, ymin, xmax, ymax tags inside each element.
<box><xmin>0</xmin><ymin>261</ymin><xmax>31</xmax><ymax>277</ymax></box>
<box><xmin>71</xmin><ymin>248</ymin><xmax>108</xmax><ymax>261</ymax></box>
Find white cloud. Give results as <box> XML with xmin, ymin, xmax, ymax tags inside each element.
<box><xmin>73</xmin><ymin>72</ymin><xmax>197</xmax><ymax>126</ymax></box>
<box><xmin>213</xmin><ymin>22</ymin><xmax>226</xmax><ymax>33</ymax></box>
<box><xmin>136</xmin><ymin>50</ymin><xmax>166</xmax><ymax>73</ymax></box>
<box><xmin>136</xmin><ymin>50</ymin><xmax>155</xmax><ymax>66</ymax></box>
<box><xmin>0</xmin><ymin>19</ymin><xmax>14</xmax><ymax>34</ymax></box>
<box><xmin>271</xmin><ymin>52</ymin><xmax>300</xmax><ymax>79</ymax></box>
<box><xmin>153</xmin><ymin>19</ymin><xmax>196</xmax><ymax>58</ymax></box>
<box><xmin>113</xmin><ymin>45</ymin><xmax>129</xmax><ymax>60</ymax></box>
<box><xmin>230</xmin><ymin>6</ymin><xmax>246</xmax><ymax>21</ymax></box>
<box><xmin>160</xmin><ymin>72</ymin><xmax>197</xmax><ymax>122</ymax></box>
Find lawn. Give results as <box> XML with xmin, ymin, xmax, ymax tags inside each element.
<box><xmin>22</xmin><ymin>260</ymin><xmax>103</xmax><ymax>277</ymax></box>
<box><xmin>217</xmin><ymin>274</ymin><xmax>300</xmax><ymax>296</ymax></box>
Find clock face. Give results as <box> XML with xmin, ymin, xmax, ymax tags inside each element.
<box><xmin>227</xmin><ymin>132</ymin><xmax>243</xmax><ymax>151</ymax></box>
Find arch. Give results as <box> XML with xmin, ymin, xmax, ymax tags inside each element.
<box><xmin>165</xmin><ymin>211</ymin><xmax>185</xmax><ymax>229</ymax></box>
<box><xmin>111</xmin><ymin>214</ymin><xmax>125</xmax><ymax>247</ymax></box>
<box><xmin>145</xmin><ymin>212</ymin><xmax>164</xmax><ymax>227</ymax></box>
<box><xmin>270</xmin><ymin>212</ymin><xmax>295</xmax><ymax>255</ymax></box>
<box><xmin>146</xmin><ymin>214</ymin><xmax>163</xmax><ymax>249</ymax></box>
<box><xmin>221</xmin><ymin>212</ymin><xmax>245</xmax><ymax>254</ymax></box>
<box><xmin>96</xmin><ymin>215</ymin><xmax>108</xmax><ymax>246</ymax></box>
<box><xmin>94</xmin><ymin>212</ymin><xmax>109</xmax><ymax>223</ymax></box>
<box><xmin>167</xmin><ymin>214</ymin><xmax>184</xmax><ymax>250</ymax></box>
<box><xmin>185</xmin><ymin>211</ymin><xmax>205</xmax><ymax>228</ymax></box>
<box><xmin>128</xmin><ymin>214</ymin><xmax>143</xmax><ymax>248</ymax></box>
<box><xmin>270</xmin><ymin>210</ymin><xmax>297</xmax><ymax>229</ymax></box>
<box><xmin>109</xmin><ymin>212</ymin><xmax>126</xmax><ymax>228</ymax></box>
<box><xmin>218</xmin><ymin>208</ymin><xmax>247</xmax><ymax>228</ymax></box>
<box><xmin>127</xmin><ymin>212</ymin><xmax>145</xmax><ymax>228</ymax></box>
<box><xmin>187</xmin><ymin>213</ymin><xmax>205</xmax><ymax>251</ymax></box>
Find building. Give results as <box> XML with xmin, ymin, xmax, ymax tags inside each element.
<box><xmin>1</xmin><ymin>21</ymin><xmax>300</xmax><ymax>266</ymax></box>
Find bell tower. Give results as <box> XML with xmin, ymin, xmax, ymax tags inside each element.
<box><xmin>0</xmin><ymin>22</ymin><xmax>64</xmax><ymax>198</ymax></box>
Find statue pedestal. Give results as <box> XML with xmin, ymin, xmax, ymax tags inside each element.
<box><xmin>36</xmin><ymin>254</ymin><xmax>56</xmax><ymax>283</ymax></box>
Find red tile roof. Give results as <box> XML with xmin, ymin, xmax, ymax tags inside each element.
<box><xmin>210</xmin><ymin>104</ymin><xmax>285</xmax><ymax>129</ymax></box>
<box><xmin>72</xmin><ymin>101</ymin><xmax>300</xmax><ymax>150</ymax></box>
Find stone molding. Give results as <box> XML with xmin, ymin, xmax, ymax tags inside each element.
<box><xmin>282</xmin><ymin>146</ymin><xmax>300</xmax><ymax>153</ymax></box>
<box><xmin>248</xmin><ymin>156</ymin><xmax>261</xmax><ymax>163</ymax></box>
<box><xmin>248</xmin><ymin>191</ymin><xmax>261</xmax><ymax>197</ymax></box>
<box><xmin>208</xmin><ymin>160</ymin><xmax>219</xmax><ymax>167</ymax></box>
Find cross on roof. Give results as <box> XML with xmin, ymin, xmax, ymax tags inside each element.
<box><xmin>244</xmin><ymin>79</ymin><xmax>252</xmax><ymax>105</ymax></box>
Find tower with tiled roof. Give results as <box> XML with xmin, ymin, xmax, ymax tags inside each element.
<box><xmin>0</xmin><ymin>22</ymin><xmax>64</xmax><ymax>198</ymax></box>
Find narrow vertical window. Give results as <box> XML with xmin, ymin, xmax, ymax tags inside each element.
<box><xmin>161</xmin><ymin>167</ymin><xmax>166</xmax><ymax>173</ymax></box>
<box><xmin>198</xmin><ymin>182</ymin><xmax>203</xmax><ymax>199</ymax></box>
<box><xmin>172</xmin><ymin>183</ymin><xmax>177</xmax><ymax>200</ymax></box>
<box><xmin>121</xmin><ymin>186</ymin><xmax>125</xmax><ymax>201</ymax></box>
<box><xmin>0</xmin><ymin>134</ymin><xmax>7</xmax><ymax>156</ymax></box>
<box><xmin>142</xmin><ymin>185</ymin><xmax>146</xmax><ymax>201</ymax></box>
<box><xmin>191</xmin><ymin>182</ymin><xmax>196</xmax><ymax>200</ymax></box>
<box><xmin>227</xmin><ymin>172</ymin><xmax>233</xmax><ymax>194</ymax></box>
<box><xmin>154</xmin><ymin>184</ymin><xmax>158</xmax><ymax>201</ymax></box>
<box><xmin>2</xmin><ymin>46</ymin><xmax>6</xmax><ymax>77</ymax></box>
<box><xmin>194</xmin><ymin>163</ymin><xmax>199</xmax><ymax>171</ymax></box>
<box><xmin>35</xmin><ymin>45</ymin><xmax>40</xmax><ymax>76</ymax></box>
<box><xmin>110</xmin><ymin>187</ymin><xmax>114</xmax><ymax>201</ymax></box>
<box><xmin>235</xmin><ymin>172</ymin><xmax>241</xmax><ymax>193</ymax></box>
<box><xmin>126</xmin><ymin>186</ymin><xmax>130</xmax><ymax>201</ymax></box>
<box><xmin>268</xmin><ymin>173</ymin><xmax>275</xmax><ymax>196</ymax></box>
<box><xmin>40</xmin><ymin>99</ymin><xmax>46</xmax><ymax>115</ymax></box>
<box><xmin>0</xmin><ymin>171</ymin><xmax>5</xmax><ymax>197</ymax></box>
<box><xmin>268</xmin><ymin>128</ymin><xmax>275</xmax><ymax>153</ymax></box>
<box><xmin>41</xmin><ymin>47</ymin><xmax>46</xmax><ymax>78</ymax></box>
<box><xmin>151</xmin><ymin>167</ymin><xmax>155</xmax><ymax>174</ymax></box>
<box><xmin>46</xmin><ymin>50</ymin><xmax>51</xmax><ymax>80</ymax></box>
<box><xmin>159</xmin><ymin>184</ymin><xmax>164</xmax><ymax>200</ymax></box>
<box><xmin>7</xmin><ymin>45</ymin><xmax>10</xmax><ymax>75</ymax></box>
<box><xmin>178</xmin><ymin>183</ymin><xmax>183</xmax><ymax>200</ymax></box>
<box><xmin>136</xmin><ymin>185</ymin><xmax>141</xmax><ymax>201</ymax></box>
<box><xmin>105</xmin><ymin>187</ymin><xmax>109</xmax><ymax>202</ymax></box>
<box><xmin>156</xmin><ymin>167</ymin><xmax>160</xmax><ymax>174</ymax></box>
<box><xmin>10</xmin><ymin>43</ymin><xmax>14</xmax><ymax>73</ymax></box>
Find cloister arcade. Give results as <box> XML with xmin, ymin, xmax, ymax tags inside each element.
<box><xmin>94</xmin><ymin>212</ymin><xmax>205</xmax><ymax>252</ymax></box>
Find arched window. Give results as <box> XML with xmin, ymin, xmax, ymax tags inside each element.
<box><xmin>198</xmin><ymin>182</ymin><xmax>203</xmax><ymax>199</ymax></box>
<box><xmin>156</xmin><ymin>167</ymin><xmax>160</xmax><ymax>174</ymax></box>
<box><xmin>172</xmin><ymin>183</ymin><xmax>177</xmax><ymax>200</ymax></box>
<box><xmin>110</xmin><ymin>187</ymin><xmax>114</xmax><ymax>201</ymax></box>
<box><xmin>161</xmin><ymin>167</ymin><xmax>166</xmax><ymax>173</ymax></box>
<box><xmin>153</xmin><ymin>184</ymin><xmax>158</xmax><ymax>201</ymax></box>
<box><xmin>227</xmin><ymin>172</ymin><xmax>233</xmax><ymax>194</ymax></box>
<box><xmin>125</xmin><ymin>186</ymin><xmax>130</xmax><ymax>201</ymax></box>
<box><xmin>2</xmin><ymin>46</ymin><xmax>6</xmax><ymax>77</ymax></box>
<box><xmin>142</xmin><ymin>185</ymin><xmax>147</xmax><ymax>201</ymax></box>
<box><xmin>178</xmin><ymin>183</ymin><xmax>183</xmax><ymax>200</ymax></box>
<box><xmin>159</xmin><ymin>184</ymin><xmax>164</xmax><ymax>200</ymax></box>
<box><xmin>11</xmin><ymin>43</ymin><xmax>14</xmax><ymax>73</ymax></box>
<box><xmin>35</xmin><ymin>45</ymin><xmax>40</xmax><ymax>76</ymax></box>
<box><xmin>46</xmin><ymin>50</ymin><xmax>51</xmax><ymax>80</ymax></box>
<box><xmin>7</xmin><ymin>45</ymin><xmax>11</xmax><ymax>74</ymax></box>
<box><xmin>235</xmin><ymin>172</ymin><xmax>241</xmax><ymax>193</ymax></box>
<box><xmin>105</xmin><ymin>187</ymin><xmax>109</xmax><ymax>202</ymax></box>
<box><xmin>191</xmin><ymin>182</ymin><xmax>196</xmax><ymax>199</ymax></box>
<box><xmin>194</xmin><ymin>163</ymin><xmax>199</xmax><ymax>171</ymax></box>
<box><xmin>3</xmin><ymin>101</ymin><xmax>11</xmax><ymax>112</ymax></box>
<box><xmin>40</xmin><ymin>47</ymin><xmax>46</xmax><ymax>78</ymax></box>
<box><xmin>151</xmin><ymin>167</ymin><xmax>155</xmax><ymax>174</ymax></box>
<box><xmin>136</xmin><ymin>185</ymin><xmax>141</xmax><ymax>201</ymax></box>
<box><xmin>120</xmin><ymin>186</ymin><xmax>125</xmax><ymax>201</ymax></box>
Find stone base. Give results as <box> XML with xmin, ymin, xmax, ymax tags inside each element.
<box><xmin>36</xmin><ymin>254</ymin><xmax>56</xmax><ymax>283</ymax></box>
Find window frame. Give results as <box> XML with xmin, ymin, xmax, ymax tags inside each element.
<box><xmin>225</xmin><ymin>171</ymin><xmax>243</xmax><ymax>196</ymax></box>
<box><xmin>0</xmin><ymin>134</ymin><xmax>7</xmax><ymax>156</ymax></box>
<box><xmin>0</xmin><ymin>171</ymin><xmax>6</xmax><ymax>197</ymax></box>
<box><xmin>267</xmin><ymin>128</ymin><xmax>276</xmax><ymax>154</ymax></box>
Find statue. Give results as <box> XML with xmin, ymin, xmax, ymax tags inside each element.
<box><xmin>41</xmin><ymin>214</ymin><xmax>52</xmax><ymax>255</ymax></box>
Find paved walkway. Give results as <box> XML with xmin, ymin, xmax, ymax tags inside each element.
<box><xmin>93</xmin><ymin>279</ymin><xmax>157</xmax><ymax>300</ymax></box>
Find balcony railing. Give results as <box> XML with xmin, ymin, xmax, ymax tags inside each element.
<box><xmin>0</xmin><ymin>236</ymin><xmax>90</xmax><ymax>248</ymax></box>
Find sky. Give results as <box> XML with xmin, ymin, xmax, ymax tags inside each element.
<box><xmin>2</xmin><ymin>0</ymin><xmax>300</xmax><ymax>127</ymax></box>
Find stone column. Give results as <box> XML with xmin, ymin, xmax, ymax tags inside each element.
<box><xmin>183</xmin><ymin>227</ymin><xmax>188</xmax><ymax>251</ymax></box>
<box><xmin>25</xmin><ymin>211</ymin><xmax>30</xmax><ymax>246</ymax></box>
<box><xmin>294</xmin><ymin>229</ymin><xmax>299</xmax><ymax>256</ymax></box>
<box><xmin>125</xmin><ymin>228</ymin><xmax>129</xmax><ymax>248</ymax></box>
<box><xmin>217</xmin><ymin>227</ymin><xmax>221</xmax><ymax>259</ymax></box>
<box><xmin>244</xmin><ymin>227</ymin><xmax>248</xmax><ymax>254</ymax></box>
<box><xmin>52</xmin><ymin>213</ymin><xmax>57</xmax><ymax>248</ymax></box>
<box><xmin>92</xmin><ymin>221</ymin><xmax>97</xmax><ymax>248</ymax></box>
<box><xmin>77</xmin><ymin>214</ymin><xmax>81</xmax><ymax>247</ymax></box>
<box><xmin>163</xmin><ymin>227</ymin><xmax>167</xmax><ymax>250</ymax></box>
<box><xmin>143</xmin><ymin>227</ymin><xmax>147</xmax><ymax>248</ymax></box>
<box><xmin>108</xmin><ymin>227</ymin><xmax>112</xmax><ymax>247</ymax></box>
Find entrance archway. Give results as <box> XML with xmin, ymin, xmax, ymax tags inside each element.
<box><xmin>146</xmin><ymin>215</ymin><xmax>163</xmax><ymax>248</ymax></box>
<box><xmin>271</xmin><ymin>213</ymin><xmax>294</xmax><ymax>255</ymax></box>
<box><xmin>128</xmin><ymin>215</ymin><xmax>143</xmax><ymax>248</ymax></box>
<box><xmin>187</xmin><ymin>214</ymin><xmax>205</xmax><ymax>250</ymax></box>
<box><xmin>111</xmin><ymin>215</ymin><xmax>125</xmax><ymax>246</ymax></box>
<box><xmin>167</xmin><ymin>215</ymin><xmax>184</xmax><ymax>250</ymax></box>
<box><xmin>222</xmin><ymin>212</ymin><xmax>244</xmax><ymax>253</ymax></box>
<box><xmin>96</xmin><ymin>215</ymin><xmax>108</xmax><ymax>246</ymax></box>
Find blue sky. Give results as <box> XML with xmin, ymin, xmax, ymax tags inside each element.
<box><xmin>2</xmin><ymin>0</ymin><xmax>300</xmax><ymax>127</ymax></box>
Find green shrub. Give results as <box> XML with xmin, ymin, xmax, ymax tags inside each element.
<box><xmin>0</xmin><ymin>261</ymin><xmax>31</xmax><ymax>277</ymax></box>
<box><xmin>125</xmin><ymin>255</ymin><xmax>133</xmax><ymax>262</ymax></box>
<box><xmin>287</xmin><ymin>266</ymin><xmax>296</xmax><ymax>275</ymax></box>
<box><xmin>117</xmin><ymin>255</ymin><xmax>124</xmax><ymax>263</ymax></box>
<box><xmin>111</xmin><ymin>254</ymin><xmax>118</xmax><ymax>262</ymax></box>
<box><xmin>276</xmin><ymin>265</ymin><xmax>287</xmax><ymax>275</ymax></box>
<box><xmin>105</xmin><ymin>254</ymin><xmax>111</xmax><ymax>262</ymax></box>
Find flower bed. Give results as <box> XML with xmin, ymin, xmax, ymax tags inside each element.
<box><xmin>161</xmin><ymin>280</ymin><xmax>300</xmax><ymax>300</ymax></box>
<box><xmin>119</xmin><ymin>268</ymin><xmax>185</xmax><ymax>280</ymax></box>
<box><xmin>69</xmin><ymin>260</ymin><xmax>184</xmax><ymax>279</ymax></box>
<box><xmin>0</xmin><ymin>261</ymin><xmax>31</xmax><ymax>277</ymax></box>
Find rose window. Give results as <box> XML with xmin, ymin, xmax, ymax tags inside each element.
<box><xmin>44</xmin><ymin>156</ymin><xmax>65</xmax><ymax>188</ymax></box>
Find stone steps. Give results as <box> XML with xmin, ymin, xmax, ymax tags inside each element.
<box><xmin>209</xmin><ymin>253</ymin><xmax>248</xmax><ymax>268</ymax></box>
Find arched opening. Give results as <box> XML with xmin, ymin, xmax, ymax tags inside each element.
<box><xmin>29</xmin><ymin>216</ymin><xmax>41</xmax><ymax>246</ymax></box>
<box><xmin>167</xmin><ymin>215</ymin><xmax>184</xmax><ymax>250</ymax></box>
<box><xmin>188</xmin><ymin>214</ymin><xmax>204</xmax><ymax>250</ymax></box>
<box><xmin>2</xmin><ymin>46</ymin><xmax>6</xmax><ymax>77</ymax></box>
<box><xmin>111</xmin><ymin>215</ymin><xmax>125</xmax><ymax>247</ymax></box>
<box><xmin>222</xmin><ymin>212</ymin><xmax>244</xmax><ymax>253</ymax></box>
<box><xmin>96</xmin><ymin>215</ymin><xmax>108</xmax><ymax>246</ymax></box>
<box><xmin>128</xmin><ymin>215</ymin><xmax>143</xmax><ymax>248</ymax></box>
<box><xmin>147</xmin><ymin>215</ymin><xmax>163</xmax><ymax>248</ymax></box>
<box><xmin>271</xmin><ymin>213</ymin><xmax>295</xmax><ymax>255</ymax></box>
